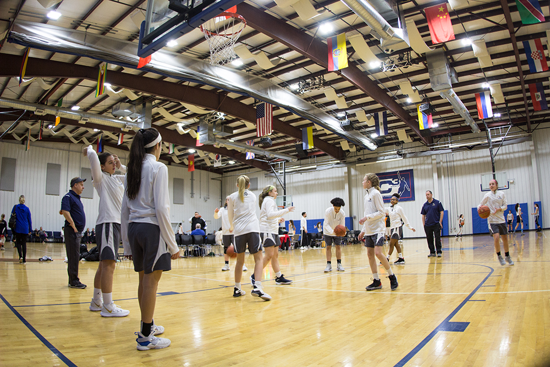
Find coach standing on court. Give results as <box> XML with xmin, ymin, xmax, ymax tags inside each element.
<box><xmin>61</xmin><ymin>177</ymin><xmax>87</xmax><ymax>289</ymax></box>
<box><xmin>421</xmin><ymin>190</ymin><xmax>444</xmax><ymax>257</ymax></box>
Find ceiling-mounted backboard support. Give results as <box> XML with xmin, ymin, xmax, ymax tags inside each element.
<box><xmin>138</xmin><ymin>0</ymin><xmax>246</xmax><ymax>58</ymax></box>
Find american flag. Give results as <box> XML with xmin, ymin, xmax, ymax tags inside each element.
<box><xmin>256</xmin><ymin>102</ymin><xmax>273</xmax><ymax>137</ymax></box>
<box><xmin>246</xmin><ymin>140</ymin><xmax>255</xmax><ymax>160</ymax></box>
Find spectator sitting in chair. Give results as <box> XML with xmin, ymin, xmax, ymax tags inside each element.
<box><xmin>190</xmin><ymin>223</ymin><xmax>206</xmax><ymax>236</ymax></box>
<box><xmin>39</xmin><ymin>227</ymin><xmax>47</xmax><ymax>243</ymax></box>
<box><xmin>33</xmin><ymin>229</ymin><xmax>40</xmax><ymax>242</ymax></box>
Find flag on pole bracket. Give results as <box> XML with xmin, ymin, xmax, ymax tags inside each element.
<box><xmin>117</xmin><ymin>133</ymin><xmax>124</xmax><ymax>145</ymax></box>
<box><xmin>523</xmin><ymin>39</ymin><xmax>548</xmax><ymax>73</ymax></box>
<box><xmin>475</xmin><ymin>91</ymin><xmax>493</xmax><ymax>119</ymax></box>
<box><xmin>327</xmin><ymin>33</ymin><xmax>348</xmax><ymax>71</ymax></box>
<box><xmin>39</xmin><ymin>121</ymin><xmax>43</xmax><ymax>140</ymax></box>
<box><xmin>137</xmin><ymin>55</ymin><xmax>152</xmax><ymax>69</ymax></box>
<box><xmin>246</xmin><ymin>140</ymin><xmax>255</xmax><ymax>160</ymax></box>
<box><xmin>25</xmin><ymin>129</ymin><xmax>31</xmax><ymax>151</ymax></box>
<box><xmin>425</xmin><ymin>4</ymin><xmax>455</xmax><ymax>44</ymax></box>
<box><xmin>417</xmin><ymin>105</ymin><xmax>433</xmax><ymax>130</ymax></box>
<box><xmin>373</xmin><ymin>111</ymin><xmax>388</xmax><ymax>136</ymax></box>
<box><xmin>196</xmin><ymin>127</ymin><xmax>203</xmax><ymax>147</ymax></box>
<box><xmin>529</xmin><ymin>82</ymin><xmax>548</xmax><ymax>111</ymax></box>
<box><xmin>515</xmin><ymin>0</ymin><xmax>544</xmax><ymax>24</ymax></box>
<box><xmin>302</xmin><ymin>126</ymin><xmax>314</xmax><ymax>150</ymax></box>
<box><xmin>169</xmin><ymin>143</ymin><xmax>175</xmax><ymax>154</ymax></box>
<box><xmin>97</xmin><ymin>134</ymin><xmax>103</xmax><ymax>153</ymax></box>
<box><xmin>96</xmin><ymin>62</ymin><xmax>107</xmax><ymax>97</ymax></box>
<box><xmin>19</xmin><ymin>48</ymin><xmax>30</xmax><ymax>87</ymax></box>
<box><xmin>188</xmin><ymin>154</ymin><xmax>195</xmax><ymax>172</ymax></box>
<box><xmin>256</xmin><ymin>102</ymin><xmax>273</xmax><ymax>137</ymax></box>
<box><xmin>214</xmin><ymin>154</ymin><xmax>222</xmax><ymax>167</ymax></box>
<box><xmin>55</xmin><ymin>98</ymin><xmax>63</xmax><ymax>126</ymax></box>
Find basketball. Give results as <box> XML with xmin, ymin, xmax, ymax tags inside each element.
<box><xmin>226</xmin><ymin>244</ymin><xmax>237</xmax><ymax>258</ymax></box>
<box><xmin>478</xmin><ymin>205</ymin><xmax>490</xmax><ymax>219</ymax></box>
<box><xmin>334</xmin><ymin>225</ymin><xmax>346</xmax><ymax>237</ymax></box>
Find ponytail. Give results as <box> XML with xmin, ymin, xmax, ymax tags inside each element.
<box><xmin>366</xmin><ymin>173</ymin><xmax>381</xmax><ymax>191</ymax></box>
<box><xmin>237</xmin><ymin>175</ymin><xmax>250</xmax><ymax>203</ymax></box>
<box><xmin>259</xmin><ymin>185</ymin><xmax>275</xmax><ymax>208</ymax></box>
<box><xmin>126</xmin><ymin>128</ymin><xmax>160</xmax><ymax>200</ymax></box>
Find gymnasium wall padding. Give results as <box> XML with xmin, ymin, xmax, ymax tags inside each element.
<box><xmin>284</xmin><ymin>217</ymin><xmax>353</xmax><ymax>239</ymax></box>
<box><xmin>442</xmin><ymin>210</ymin><xmax>449</xmax><ymax>236</ymax></box>
<box><xmin>472</xmin><ymin>203</ymin><xmax>529</xmax><ymax>234</ymax></box>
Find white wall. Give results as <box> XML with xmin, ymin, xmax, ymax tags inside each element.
<box><xmin>0</xmin><ymin>141</ymin><xmax>223</xmax><ymax>233</ymax></box>
<box><xmin>222</xmin><ymin>126</ymin><xmax>550</xmax><ymax>236</ymax></box>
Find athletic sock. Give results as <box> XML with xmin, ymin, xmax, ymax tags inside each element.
<box><xmin>327</xmin><ymin>261</ymin><xmax>331</xmax><ymax>264</ymax></box>
<box><xmin>225</xmin><ymin>261</ymin><xmax>229</xmax><ymax>264</ymax></box>
<box><xmin>373</xmin><ymin>273</ymin><xmax>380</xmax><ymax>280</ymax></box>
<box><xmin>398</xmin><ymin>253</ymin><xmax>403</xmax><ymax>258</ymax></box>
<box><xmin>93</xmin><ymin>288</ymin><xmax>102</xmax><ymax>302</ymax></box>
<box><xmin>103</xmin><ymin>292</ymin><xmax>112</xmax><ymax>305</ymax></box>
<box><xmin>235</xmin><ymin>282</ymin><xmax>241</xmax><ymax>289</ymax></box>
<box><xmin>255</xmin><ymin>281</ymin><xmax>262</xmax><ymax>289</ymax></box>
<box><xmin>505</xmin><ymin>252</ymin><xmax>510</xmax><ymax>257</ymax></box>
<box><xmin>276</xmin><ymin>271</ymin><xmax>282</xmax><ymax>277</ymax></box>
<box><xmin>141</xmin><ymin>322</ymin><xmax>153</xmax><ymax>336</ymax></box>
<box><xmin>387</xmin><ymin>267</ymin><xmax>394</xmax><ymax>276</ymax></box>
<box><xmin>336</xmin><ymin>259</ymin><xmax>341</xmax><ymax>264</ymax></box>
<box><xmin>496</xmin><ymin>252</ymin><xmax>501</xmax><ymax>256</ymax></box>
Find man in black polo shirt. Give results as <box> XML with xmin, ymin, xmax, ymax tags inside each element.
<box><xmin>421</xmin><ymin>190</ymin><xmax>444</xmax><ymax>257</ymax></box>
<box><xmin>61</xmin><ymin>177</ymin><xmax>87</xmax><ymax>289</ymax></box>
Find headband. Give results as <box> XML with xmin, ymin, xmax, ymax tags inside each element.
<box><xmin>269</xmin><ymin>185</ymin><xmax>275</xmax><ymax>191</ymax></box>
<box><xmin>144</xmin><ymin>133</ymin><xmax>162</xmax><ymax>149</ymax></box>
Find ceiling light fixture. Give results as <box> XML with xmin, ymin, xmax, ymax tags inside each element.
<box><xmin>406</xmin><ymin>98</ymin><xmax>412</xmax><ymax>103</ymax></box>
<box><xmin>231</xmin><ymin>59</ymin><xmax>243</xmax><ymax>67</ymax></box>
<box><xmin>369</xmin><ymin>61</ymin><xmax>381</xmax><ymax>69</ymax></box>
<box><xmin>370</xmin><ymin>133</ymin><xmax>378</xmax><ymax>138</ymax></box>
<box><xmin>319</xmin><ymin>22</ymin><xmax>333</xmax><ymax>34</ymax></box>
<box><xmin>167</xmin><ymin>40</ymin><xmax>178</xmax><ymax>47</ymax></box>
<box><xmin>482</xmin><ymin>82</ymin><xmax>489</xmax><ymax>89</ymax></box>
<box><xmin>290</xmin><ymin>83</ymin><xmax>299</xmax><ymax>91</ymax></box>
<box><xmin>188</xmin><ymin>148</ymin><xmax>196</xmax><ymax>153</ymax></box>
<box><xmin>71</xmin><ymin>105</ymin><xmax>80</xmax><ymax>111</ymax></box>
<box><xmin>228</xmin><ymin>160</ymin><xmax>235</xmax><ymax>164</ymax></box>
<box><xmin>47</xmin><ymin>11</ymin><xmax>61</xmax><ymax>20</ymax></box>
<box><xmin>494</xmin><ymin>113</ymin><xmax>501</xmax><ymax>118</ymax></box>
<box><xmin>462</xmin><ymin>38</ymin><xmax>471</xmax><ymax>46</ymax></box>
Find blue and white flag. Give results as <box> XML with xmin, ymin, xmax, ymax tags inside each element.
<box><xmin>245</xmin><ymin>140</ymin><xmax>255</xmax><ymax>160</ymax></box>
<box><xmin>373</xmin><ymin>111</ymin><xmax>388</xmax><ymax>136</ymax></box>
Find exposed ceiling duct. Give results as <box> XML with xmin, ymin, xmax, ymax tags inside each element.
<box><xmin>426</xmin><ymin>49</ymin><xmax>480</xmax><ymax>133</ymax></box>
<box><xmin>339</xmin><ymin>0</ymin><xmax>409</xmax><ymax>52</ymax></box>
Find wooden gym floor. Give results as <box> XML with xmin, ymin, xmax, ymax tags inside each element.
<box><xmin>1</xmin><ymin>232</ymin><xmax>549</xmax><ymax>367</ymax></box>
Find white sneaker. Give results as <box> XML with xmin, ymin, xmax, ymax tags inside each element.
<box><xmin>100</xmin><ymin>302</ymin><xmax>130</xmax><ymax>317</ymax></box>
<box><xmin>242</xmin><ymin>264</ymin><xmax>248</xmax><ymax>271</ymax></box>
<box><xmin>505</xmin><ymin>256</ymin><xmax>514</xmax><ymax>266</ymax></box>
<box><xmin>135</xmin><ymin>331</ymin><xmax>171</xmax><ymax>351</ymax></box>
<box><xmin>221</xmin><ymin>264</ymin><xmax>230</xmax><ymax>271</ymax></box>
<box><xmin>152</xmin><ymin>323</ymin><xmax>164</xmax><ymax>335</ymax></box>
<box><xmin>89</xmin><ymin>298</ymin><xmax>102</xmax><ymax>312</ymax></box>
<box><xmin>251</xmin><ymin>286</ymin><xmax>272</xmax><ymax>301</ymax></box>
<box><xmin>337</xmin><ymin>263</ymin><xmax>345</xmax><ymax>271</ymax></box>
<box><xmin>324</xmin><ymin>264</ymin><xmax>332</xmax><ymax>273</ymax></box>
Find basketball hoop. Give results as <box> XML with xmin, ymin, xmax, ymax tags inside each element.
<box><xmin>200</xmin><ymin>12</ymin><xmax>246</xmax><ymax>65</ymax></box>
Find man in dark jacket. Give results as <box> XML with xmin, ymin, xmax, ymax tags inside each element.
<box><xmin>189</xmin><ymin>212</ymin><xmax>206</xmax><ymax>231</ymax></box>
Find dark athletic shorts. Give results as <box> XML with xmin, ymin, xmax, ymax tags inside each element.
<box><xmin>96</xmin><ymin>222</ymin><xmax>121</xmax><ymax>261</ymax></box>
<box><xmin>260</xmin><ymin>233</ymin><xmax>281</xmax><ymax>248</ymax></box>
<box><xmin>364</xmin><ymin>233</ymin><xmax>385</xmax><ymax>248</ymax></box>
<box><xmin>234</xmin><ymin>232</ymin><xmax>261</xmax><ymax>254</ymax></box>
<box><xmin>128</xmin><ymin>222</ymin><xmax>171</xmax><ymax>274</ymax></box>
<box><xmin>324</xmin><ymin>235</ymin><xmax>342</xmax><ymax>246</ymax></box>
<box><xmin>490</xmin><ymin>223</ymin><xmax>508</xmax><ymax>236</ymax></box>
<box><xmin>222</xmin><ymin>234</ymin><xmax>234</xmax><ymax>254</ymax></box>
<box><xmin>390</xmin><ymin>227</ymin><xmax>403</xmax><ymax>240</ymax></box>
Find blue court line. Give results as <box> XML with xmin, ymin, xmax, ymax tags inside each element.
<box><xmin>0</xmin><ymin>293</ymin><xmax>76</xmax><ymax>367</ymax></box>
<box><xmin>394</xmin><ymin>264</ymin><xmax>494</xmax><ymax>367</ymax></box>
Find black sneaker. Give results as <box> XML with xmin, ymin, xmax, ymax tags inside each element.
<box><xmin>68</xmin><ymin>282</ymin><xmax>87</xmax><ymax>289</ymax></box>
<box><xmin>427</xmin><ymin>253</ymin><xmax>436</xmax><ymax>257</ymax></box>
<box><xmin>233</xmin><ymin>287</ymin><xmax>245</xmax><ymax>297</ymax></box>
<box><xmin>275</xmin><ymin>274</ymin><xmax>292</xmax><ymax>285</ymax></box>
<box><xmin>394</xmin><ymin>257</ymin><xmax>405</xmax><ymax>265</ymax></box>
<box><xmin>250</xmin><ymin>273</ymin><xmax>256</xmax><ymax>287</ymax></box>
<box><xmin>366</xmin><ymin>279</ymin><xmax>382</xmax><ymax>291</ymax></box>
<box><xmin>437</xmin><ymin>253</ymin><xmax>442</xmax><ymax>257</ymax></box>
<box><xmin>388</xmin><ymin>274</ymin><xmax>398</xmax><ymax>290</ymax></box>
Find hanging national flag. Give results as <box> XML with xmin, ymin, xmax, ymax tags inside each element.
<box><xmin>529</xmin><ymin>82</ymin><xmax>548</xmax><ymax>111</ymax></box>
<box><xmin>327</xmin><ymin>33</ymin><xmax>348</xmax><ymax>72</ymax></box>
<box><xmin>25</xmin><ymin>129</ymin><xmax>31</xmax><ymax>151</ymax></box>
<box><xmin>169</xmin><ymin>143</ymin><xmax>174</xmax><ymax>154</ymax></box>
<box><xmin>96</xmin><ymin>62</ymin><xmax>108</xmax><ymax>97</ymax></box>
<box><xmin>97</xmin><ymin>134</ymin><xmax>103</xmax><ymax>153</ymax></box>
<box><xmin>117</xmin><ymin>133</ymin><xmax>124</xmax><ymax>145</ymax></box>
<box><xmin>256</xmin><ymin>102</ymin><xmax>273</xmax><ymax>137</ymax></box>
<box><xmin>196</xmin><ymin>127</ymin><xmax>203</xmax><ymax>147</ymax></box>
<box><xmin>516</xmin><ymin>0</ymin><xmax>544</xmax><ymax>24</ymax></box>
<box><xmin>523</xmin><ymin>39</ymin><xmax>548</xmax><ymax>73</ymax></box>
<box><xmin>39</xmin><ymin>121</ymin><xmax>43</xmax><ymax>140</ymax></box>
<box><xmin>18</xmin><ymin>48</ymin><xmax>30</xmax><ymax>87</ymax></box>
<box><xmin>373</xmin><ymin>111</ymin><xmax>388</xmax><ymax>136</ymax></box>
<box><xmin>214</xmin><ymin>154</ymin><xmax>222</xmax><ymax>167</ymax></box>
<box><xmin>245</xmin><ymin>140</ymin><xmax>255</xmax><ymax>160</ymax></box>
<box><xmin>417</xmin><ymin>105</ymin><xmax>434</xmax><ymax>130</ymax></box>
<box><xmin>475</xmin><ymin>91</ymin><xmax>493</xmax><ymax>119</ymax></box>
<box><xmin>425</xmin><ymin>4</ymin><xmax>455</xmax><ymax>44</ymax></box>
<box><xmin>188</xmin><ymin>154</ymin><xmax>195</xmax><ymax>172</ymax></box>
<box><xmin>55</xmin><ymin>98</ymin><xmax>63</xmax><ymax>126</ymax></box>
<box><xmin>302</xmin><ymin>127</ymin><xmax>314</xmax><ymax>150</ymax></box>
<box><xmin>137</xmin><ymin>55</ymin><xmax>152</xmax><ymax>69</ymax></box>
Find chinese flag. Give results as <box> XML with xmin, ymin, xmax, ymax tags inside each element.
<box><xmin>425</xmin><ymin>4</ymin><xmax>455</xmax><ymax>44</ymax></box>
<box><xmin>188</xmin><ymin>154</ymin><xmax>195</xmax><ymax>172</ymax></box>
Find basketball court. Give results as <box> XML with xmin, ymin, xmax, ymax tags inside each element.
<box><xmin>1</xmin><ymin>232</ymin><xmax>549</xmax><ymax>366</ymax></box>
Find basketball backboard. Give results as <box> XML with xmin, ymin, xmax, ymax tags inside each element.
<box><xmin>138</xmin><ymin>0</ymin><xmax>245</xmax><ymax>58</ymax></box>
<box><xmin>480</xmin><ymin>172</ymin><xmax>508</xmax><ymax>191</ymax></box>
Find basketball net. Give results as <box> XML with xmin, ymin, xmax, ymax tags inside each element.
<box><xmin>200</xmin><ymin>11</ymin><xmax>246</xmax><ymax>66</ymax></box>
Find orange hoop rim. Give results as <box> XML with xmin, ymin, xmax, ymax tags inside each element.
<box><xmin>199</xmin><ymin>12</ymin><xmax>247</xmax><ymax>37</ymax></box>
